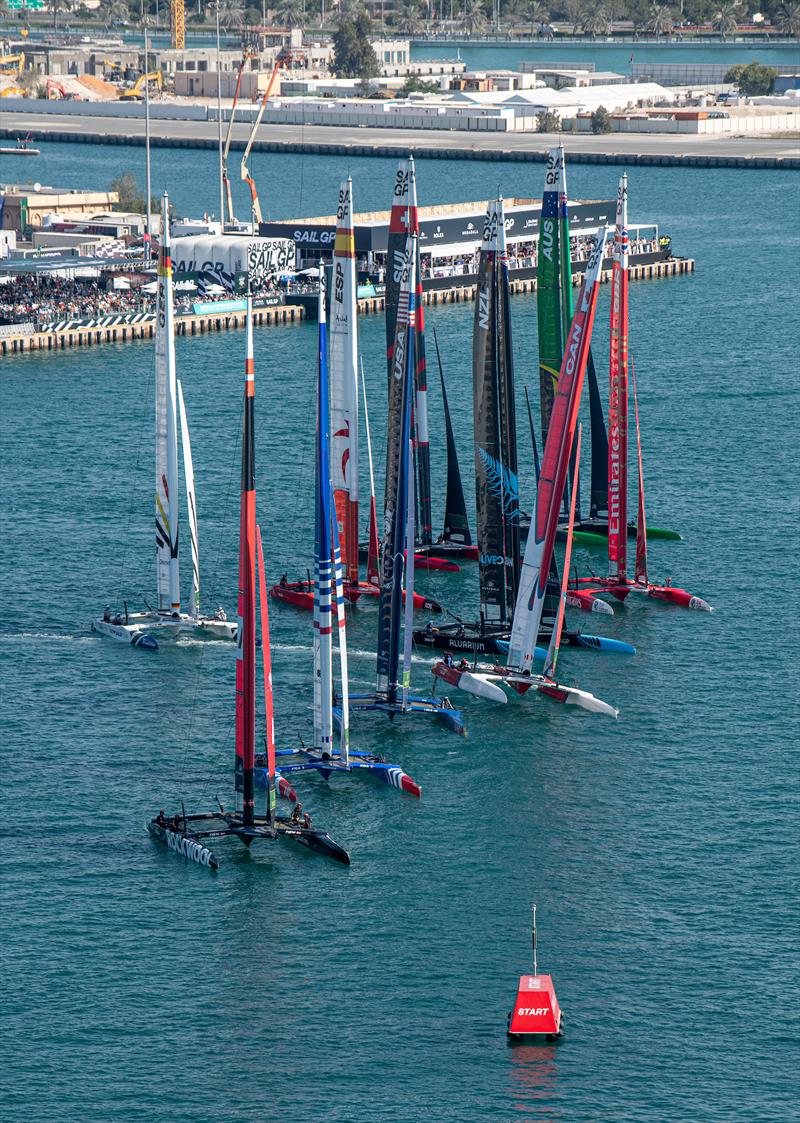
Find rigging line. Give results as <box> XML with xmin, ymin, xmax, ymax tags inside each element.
<box><xmin>177</xmin><ymin>387</ymin><xmax>242</xmax><ymax>790</ymax></box>
<box><xmin>115</xmin><ymin>351</ymin><xmax>155</xmax><ymax>607</ymax></box>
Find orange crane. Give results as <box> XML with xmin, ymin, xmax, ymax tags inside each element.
<box><xmin>171</xmin><ymin>0</ymin><xmax>185</xmax><ymax>51</ymax></box>
<box><xmin>240</xmin><ymin>61</ymin><xmax>282</xmax><ymax>227</ymax></box>
<box><xmin>221</xmin><ymin>50</ymin><xmax>253</xmax><ymax>224</ymax></box>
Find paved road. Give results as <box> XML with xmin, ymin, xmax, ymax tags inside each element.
<box><xmin>4</xmin><ymin>111</ymin><xmax>799</xmax><ymax>166</ymax></box>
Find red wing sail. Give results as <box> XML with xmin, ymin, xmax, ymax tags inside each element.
<box><xmin>256</xmin><ymin>524</ymin><xmax>276</xmax><ymax>820</ymax></box>
<box><xmin>235</xmin><ymin>304</ymin><xmax>257</xmax><ymax>826</ymax></box>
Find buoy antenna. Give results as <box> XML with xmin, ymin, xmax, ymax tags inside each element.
<box><xmin>532</xmin><ymin>903</ymin><xmax>538</xmax><ymax>976</ymax></box>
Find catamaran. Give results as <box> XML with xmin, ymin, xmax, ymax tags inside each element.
<box><xmin>536</xmin><ymin>146</ymin><xmax>680</xmax><ymax>550</ymax></box>
<box><xmin>147</xmin><ymin>299</ymin><xmax>350</xmax><ymax>870</ymax></box>
<box><xmin>269</xmin><ymin>178</ymin><xmax>443</xmax><ymax>617</ymax></box>
<box><xmin>348</xmin><ymin>233</ymin><xmax>466</xmax><ymax>735</ymax></box>
<box><xmin>272</xmin><ymin>271</ymin><xmax>421</xmax><ymax>797</ymax></box>
<box><xmin>413</xmin><ymin>199</ymin><xmax>632</xmax><ymax>661</ymax></box>
<box><xmin>570</xmin><ymin>176</ymin><xmax>712</xmax><ymax>613</ymax></box>
<box><xmin>92</xmin><ymin>194</ymin><xmax>237</xmax><ymax>650</ymax></box>
<box><xmin>431</xmin><ymin>229</ymin><xmax>618</xmax><ymax>716</ymax></box>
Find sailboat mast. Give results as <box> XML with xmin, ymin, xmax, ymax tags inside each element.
<box><xmin>384</xmin><ymin>158</ymin><xmax>432</xmax><ymax>548</ymax></box>
<box><xmin>433</xmin><ymin>327</ymin><xmax>471</xmax><ymax>546</ymax></box>
<box><xmin>508</xmin><ymin>228</ymin><xmax>607</xmax><ymax>674</ymax></box>
<box><xmin>537</xmin><ymin>146</ymin><xmax>567</xmax><ymax>444</ymax></box>
<box><xmin>235</xmin><ymin>298</ymin><xmax>257</xmax><ymax>826</ymax></box>
<box><xmin>314</xmin><ymin>271</ymin><xmax>334</xmax><ymax>755</ymax></box>
<box><xmin>154</xmin><ymin>192</ymin><xmax>181</xmax><ymax>615</ymax></box>
<box><xmin>377</xmin><ymin>236</ymin><xmax>415</xmax><ymax>703</ymax></box>
<box><xmin>361</xmin><ymin>359</ymin><xmax>381</xmax><ymax>588</ymax></box>
<box><xmin>402</xmin><ymin>435</ymin><xmax>416</xmax><ymax>708</ymax></box>
<box><xmin>256</xmin><ymin>525</ymin><xmax>277</xmax><ymax>824</ymax></box>
<box><xmin>176</xmin><ymin>381</ymin><xmax>200</xmax><ymax>619</ymax></box>
<box><xmin>608</xmin><ymin>174</ymin><xmax>630</xmax><ymax>584</ymax></box>
<box><xmin>631</xmin><ymin>359</ymin><xmax>649</xmax><ymax>586</ymax></box>
<box><xmin>474</xmin><ymin>199</ymin><xmax>517</xmax><ymax>626</ymax></box>
<box><xmin>496</xmin><ymin>200</ymin><xmax>521</xmax><ymax>603</ymax></box>
<box><xmin>330</xmin><ymin>177</ymin><xmax>360</xmax><ymax>588</ymax></box>
<box><xmin>543</xmin><ymin>424</ymin><xmax>582</xmax><ymax>680</ymax></box>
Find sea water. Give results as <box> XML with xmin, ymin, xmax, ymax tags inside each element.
<box><xmin>1</xmin><ymin>144</ymin><xmax>798</xmax><ymax>1121</ymax></box>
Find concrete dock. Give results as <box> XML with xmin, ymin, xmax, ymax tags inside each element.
<box><xmin>2</xmin><ymin>112</ymin><xmax>798</xmax><ymax>169</ymax></box>
<box><xmin>0</xmin><ymin>257</ymin><xmax>692</xmax><ymax>357</ymax></box>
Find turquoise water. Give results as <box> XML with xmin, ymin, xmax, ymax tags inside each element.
<box><xmin>2</xmin><ymin>146</ymin><xmax>799</xmax><ymax>1120</ymax></box>
<box><xmin>412</xmin><ymin>40</ymin><xmax>800</xmax><ymax>71</ymax></box>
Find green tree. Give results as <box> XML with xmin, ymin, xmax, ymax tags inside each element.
<box><xmin>460</xmin><ymin>0</ymin><xmax>488</xmax><ymax>34</ymax></box>
<box><xmin>216</xmin><ymin>0</ymin><xmax>245</xmax><ymax>29</ymax></box>
<box><xmin>391</xmin><ymin>0</ymin><xmax>426</xmax><ymax>33</ymax></box>
<box><xmin>273</xmin><ymin>0</ymin><xmax>304</xmax><ymax>26</ymax></box>
<box><xmin>100</xmin><ymin>0</ymin><xmax>129</xmax><ymax>26</ymax></box>
<box><xmin>110</xmin><ymin>172</ymin><xmax>146</xmax><ymax>213</ymax></box>
<box><xmin>332</xmin><ymin>11</ymin><xmax>380</xmax><ymax>79</ymax></box>
<box><xmin>724</xmin><ymin>60</ymin><xmax>777</xmax><ymax>93</ymax></box>
<box><xmin>591</xmin><ymin>105</ymin><xmax>614</xmax><ymax>132</ymax></box>
<box><xmin>401</xmin><ymin>73</ymin><xmax>441</xmax><ymax>93</ymax></box>
<box><xmin>648</xmin><ymin>1</ymin><xmax>674</xmax><ymax>34</ymax></box>
<box><xmin>776</xmin><ymin>1</ymin><xmax>800</xmax><ymax>34</ymax></box>
<box><xmin>526</xmin><ymin>1</ymin><xmax>550</xmax><ymax>34</ymax></box>
<box><xmin>536</xmin><ymin>108</ymin><xmax>561</xmax><ymax>130</ymax></box>
<box><xmin>563</xmin><ymin>0</ymin><xmax>583</xmax><ymax>33</ymax></box>
<box><xmin>582</xmin><ymin>3</ymin><xmax>610</xmax><ymax>33</ymax></box>
<box><xmin>713</xmin><ymin>0</ymin><xmax>742</xmax><ymax>36</ymax></box>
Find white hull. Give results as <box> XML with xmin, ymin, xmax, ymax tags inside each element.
<box><xmin>91</xmin><ymin>618</ymin><xmax>158</xmax><ymax>649</ymax></box>
<box><xmin>94</xmin><ymin>610</ymin><xmax>236</xmax><ymax>644</ymax></box>
<box><xmin>129</xmin><ymin>611</ymin><xmax>237</xmax><ymax>640</ymax></box>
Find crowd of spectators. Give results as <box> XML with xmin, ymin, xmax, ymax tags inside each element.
<box><xmin>0</xmin><ymin>276</ymin><xmax>154</xmax><ymax>328</ymax></box>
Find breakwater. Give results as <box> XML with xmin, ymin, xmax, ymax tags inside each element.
<box><xmin>2</xmin><ymin>114</ymin><xmax>798</xmax><ymax>170</ymax></box>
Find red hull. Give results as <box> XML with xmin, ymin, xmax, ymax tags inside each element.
<box><xmin>270</xmin><ymin>580</ymin><xmax>442</xmax><ymax>614</ymax></box>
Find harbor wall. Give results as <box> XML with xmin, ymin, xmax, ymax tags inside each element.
<box><xmin>0</xmin><ymin>257</ymin><xmax>693</xmax><ymax>357</ymax></box>
<box><xmin>1</xmin><ymin>116</ymin><xmax>795</xmax><ymax>168</ymax></box>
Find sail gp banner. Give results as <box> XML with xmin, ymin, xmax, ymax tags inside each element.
<box><xmin>171</xmin><ymin>235</ymin><xmax>296</xmax><ymax>293</ymax></box>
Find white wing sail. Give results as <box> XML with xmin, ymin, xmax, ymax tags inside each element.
<box><xmin>177</xmin><ymin>380</ymin><xmax>200</xmax><ymax>620</ymax></box>
<box><xmin>155</xmin><ymin>193</ymin><xmax>181</xmax><ymax>613</ymax></box>
<box><xmin>330</xmin><ymin>177</ymin><xmax>360</xmax><ymax>586</ymax></box>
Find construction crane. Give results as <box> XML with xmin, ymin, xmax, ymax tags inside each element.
<box><xmin>221</xmin><ymin>50</ymin><xmax>253</xmax><ymax>225</ymax></box>
<box><xmin>119</xmin><ymin>71</ymin><xmax>163</xmax><ymax>100</ymax></box>
<box><xmin>240</xmin><ymin>61</ymin><xmax>282</xmax><ymax>228</ymax></box>
<box><xmin>171</xmin><ymin>0</ymin><xmax>185</xmax><ymax>51</ymax></box>
<box><xmin>0</xmin><ymin>53</ymin><xmax>25</xmax><ymax>75</ymax></box>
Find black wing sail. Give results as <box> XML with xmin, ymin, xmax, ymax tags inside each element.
<box><xmin>433</xmin><ymin>329</ymin><xmax>471</xmax><ymax>546</ymax></box>
<box><xmin>587</xmin><ymin>350</ymin><xmax>609</xmax><ymax>519</ymax></box>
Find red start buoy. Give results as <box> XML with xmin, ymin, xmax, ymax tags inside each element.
<box><xmin>507</xmin><ymin>905</ymin><xmax>564</xmax><ymax>1042</ymax></box>
<box><xmin>507</xmin><ymin>974</ymin><xmax>563</xmax><ymax>1040</ymax></box>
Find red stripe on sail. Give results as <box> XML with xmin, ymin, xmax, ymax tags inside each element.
<box><xmin>256</xmin><ymin>525</ymin><xmax>276</xmax><ymax>786</ymax></box>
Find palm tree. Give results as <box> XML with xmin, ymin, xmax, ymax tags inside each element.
<box><xmin>776</xmin><ymin>0</ymin><xmax>800</xmax><ymax>35</ymax></box>
<box><xmin>582</xmin><ymin>4</ymin><xmax>610</xmax><ymax>35</ymax></box>
<box><xmin>216</xmin><ymin>0</ymin><xmax>245</xmax><ymax>29</ymax></box>
<box><xmin>563</xmin><ymin>0</ymin><xmax>582</xmax><ymax>35</ymax></box>
<box><xmin>647</xmin><ymin>2</ymin><xmax>674</xmax><ymax>36</ymax></box>
<box><xmin>274</xmin><ymin>0</ymin><xmax>304</xmax><ymax>25</ymax></box>
<box><xmin>391</xmin><ymin>0</ymin><xmax>425</xmax><ymax>33</ymax></box>
<box><xmin>713</xmin><ymin>0</ymin><xmax>741</xmax><ymax>38</ymax></box>
<box><xmin>460</xmin><ymin>0</ymin><xmax>488</xmax><ymax>34</ymax></box>
<box><xmin>526</xmin><ymin>0</ymin><xmax>549</xmax><ymax>35</ymax></box>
